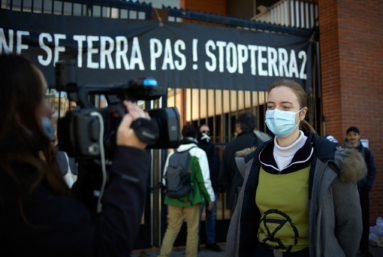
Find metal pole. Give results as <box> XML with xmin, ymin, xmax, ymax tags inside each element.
<box><xmin>206</xmin><ymin>89</ymin><xmax>208</xmax><ymax>126</ymax></box>
<box><xmin>257</xmin><ymin>92</ymin><xmax>261</xmax><ymax>131</ymax></box>
<box><xmin>264</xmin><ymin>91</ymin><xmax>267</xmax><ymax>132</ymax></box>
<box><xmin>198</xmin><ymin>89</ymin><xmax>201</xmax><ymax>127</ymax></box>
<box><xmin>221</xmin><ymin>89</ymin><xmax>225</xmax><ymax>219</ymax></box>
<box><xmin>190</xmin><ymin>89</ymin><xmax>193</xmax><ymax>125</ymax></box>
<box><xmin>250</xmin><ymin>90</ymin><xmax>254</xmax><ymax>114</ymax></box>
<box><xmin>174</xmin><ymin>87</ymin><xmax>176</xmax><ymax>107</ymax></box>
<box><xmin>243</xmin><ymin>90</ymin><xmax>246</xmax><ymax>112</ymax></box>
<box><xmin>213</xmin><ymin>89</ymin><xmax>216</xmax><ymax>142</ymax></box>
<box><xmin>229</xmin><ymin>90</ymin><xmax>232</xmax><ymax>141</ymax></box>
<box><xmin>236</xmin><ymin>90</ymin><xmax>239</xmax><ymax>118</ymax></box>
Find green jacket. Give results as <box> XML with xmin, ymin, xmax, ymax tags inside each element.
<box><xmin>162</xmin><ymin>141</ymin><xmax>215</xmax><ymax>207</ymax></box>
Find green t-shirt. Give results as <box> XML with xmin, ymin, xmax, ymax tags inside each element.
<box><xmin>256</xmin><ymin>164</ymin><xmax>310</xmax><ymax>252</ymax></box>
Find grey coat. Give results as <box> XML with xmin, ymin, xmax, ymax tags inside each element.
<box><xmin>226</xmin><ymin>133</ymin><xmax>367</xmax><ymax>257</ymax></box>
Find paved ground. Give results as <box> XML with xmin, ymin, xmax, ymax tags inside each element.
<box><xmin>131</xmin><ymin>244</ymin><xmax>383</xmax><ymax>257</ymax></box>
<box><xmin>131</xmin><ymin>244</ymin><xmax>227</xmax><ymax>257</ymax></box>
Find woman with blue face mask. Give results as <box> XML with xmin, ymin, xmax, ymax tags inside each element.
<box><xmin>0</xmin><ymin>54</ymin><xmax>151</xmax><ymax>256</ymax></box>
<box><xmin>225</xmin><ymin>80</ymin><xmax>367</xmax><ymax>257</ymax></box>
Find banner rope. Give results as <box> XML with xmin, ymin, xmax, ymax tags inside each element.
<box><xmin>154</xmin><ymin>8</ymin><xmax>164</xmax><ymax>27</ymax></box>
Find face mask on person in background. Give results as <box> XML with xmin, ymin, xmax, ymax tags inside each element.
<box><xmin>41</xmin><ymin>117</ymin><xmax>56</xmax><ymax>139</ymax></box>
<box><xmin>199</xmin><ymin>133</ymin><xmax>211</xmax><ymax>143</ymax></box>
<box><xmin>265</xmin><ymin>108</ymin><xmax>303</xmax><ymax>138</ymax></box>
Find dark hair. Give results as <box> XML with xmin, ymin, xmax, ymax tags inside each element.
<box><xmin>236</xmin><ymin>113</ymin><xmax>257</xmax><ymax>131</ymax></box>
<box><xmin>0</xmin><ymin>54</ymin><xmax>70</xmax><ymax>223</ymax></box>
<box><xmin>268</xmin><ymin>79</ymin><xmax>316</xmax><ymax>133</ymax></box>
<box><xmin>182</xmin><ymin>124</ymin><xmax>197</xmax><ymax>138</ymax></box>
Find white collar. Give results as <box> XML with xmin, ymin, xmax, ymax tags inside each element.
<box><xmin>274</xmin><ymin>131</ymin><xmax>307</xmax><ymax>157</ymax></box>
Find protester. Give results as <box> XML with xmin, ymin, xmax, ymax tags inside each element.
<box><xmin>225</xmin><ymin>79</ymin><xmax>366</xmax><ymax>257</ymax></box>
<box><xmin>158</xmin><ymin>125</ymin><xmax>215</xmax><ymax>257</ymax></box>
<box><xmin>0</xmin><ymin>54</ymin><xmax>150</xmax><ymax>256</ymax></box>
<box><xmin>197</xmin><ymin>124</ymin><xmax>222</xmax><ymax>252</ymax></box>
<box><xmin>345</xmin><ymin>126</ymin><xmax>377</xmax><ymax>257</ymax></box>
<box><xmin>219</xmin><ymin>112</ymin><xmax>263</xmax><ymax>215</ymax></box>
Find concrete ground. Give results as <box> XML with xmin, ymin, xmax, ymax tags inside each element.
<box><xmin>131</xmin><ymin>244</ymin><xmax>227</xmax><ymax>257</ymax></box>
<box><xmin>131</xmin><ymin>244</ymin><xmax>383</xmax><ymax>257</ymax></box>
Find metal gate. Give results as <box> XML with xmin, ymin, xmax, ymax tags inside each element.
<box><xmin>154</xmin><ymin>4</ymin><xmax>321</xmax><ymax>248</ymax></box>
<box><xmin>1</xmin><ymin>0</ymin><xmax>322</xmax><ymax>249</ymax></box>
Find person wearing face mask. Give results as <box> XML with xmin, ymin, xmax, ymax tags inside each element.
<box><xmin>197</xmin><ymin>125</ymin><xmax>222</xmax><ymax>252</ymax></box>
<box><xmin>39</xmin><ymin>90</ymin><xmax>79</xmax><ymax>188</ymax></box>
<box><xmin>0</xmin><ymin>54</ymin><xmax>151</xmax><ymax>257</ymax></box>
<box><xmin>225</xmin><ymin>79</ymin><xmax>366</xmax><ymax>257</ymax></box>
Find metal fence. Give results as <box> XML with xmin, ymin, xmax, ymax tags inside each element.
<box><xmin>251</xmin><ymin>0</ymin><xmax>318</xmax><ymax>29</ymax></box>
<box><xmin>0</xmin><ymin>0</ymin><xmax>151</xmax><ymax>19</ymax></box>
<box><xmin>158</xmin><ymin>4</ymin><xmax>321</xmax><ymax>247</ymax></box>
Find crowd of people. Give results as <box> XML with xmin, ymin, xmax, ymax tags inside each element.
<box><xmin>0</xmin><ymin>53</ymin><xmax>377</xmax><ymax>257</ymax></box>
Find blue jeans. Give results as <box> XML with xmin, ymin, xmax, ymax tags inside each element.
<box><xmin>199</xmin><ymin>193</ymin><xmax>218</xmax><ymax>244</ymax></box>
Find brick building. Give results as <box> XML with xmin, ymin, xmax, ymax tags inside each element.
<box><xmin>318</xmin><ymin>0</ymin><xmax>383</xmax><ymax>224</ymax></box>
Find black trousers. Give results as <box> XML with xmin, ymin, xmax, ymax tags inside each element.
<box><xmin>359</xmin><ymin>189</ymin><xmax>370</xmax><ymax>252</ymax></box>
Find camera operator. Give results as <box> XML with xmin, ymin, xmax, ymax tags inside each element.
<box><xmin>0</xmin><ymin>54</ymin><xmax>150</xmax><ymax>256</ymax></box>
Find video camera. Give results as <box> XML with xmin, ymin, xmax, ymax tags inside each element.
<box><xmin>55</xmin><ymin>60</ymin><xmax>181</xmax><ymax>160</ymax></box>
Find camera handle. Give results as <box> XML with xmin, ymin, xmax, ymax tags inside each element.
<box><xmin>74</xmin><ymin>85</ymin><xmax>125</xmax><ymax>109</ymax></box>
<box><xmin>89</xmin><ymin>112</ymin><xmax>107</xmax><ymax>213</ymax></box>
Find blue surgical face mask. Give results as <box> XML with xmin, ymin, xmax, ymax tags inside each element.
<box><xmin>42</xmin><ymin>117</ymin><xmax>56</xmax><ymax>139</ymax></box>
<box><xmin>265</xmin><ymin>108</ymin><xmax>303</xmax><ymax>138</ymax></box>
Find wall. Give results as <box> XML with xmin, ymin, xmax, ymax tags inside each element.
<box><xmin>226</xmin><ymin>0</ymin><xmax>254</xmax><ymax>19</ymax></box>
<box><xmin>318</xmin><ymin>0</ymin><xmax>383</xmax><ymax>224</ymax></box>
<box><xmin>181</xmin><ymin>0</ymin><xmax>226</xmax><ymax>15</ymax></box>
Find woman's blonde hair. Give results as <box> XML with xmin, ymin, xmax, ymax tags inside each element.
<box><xmin>268</xmin><ymin>79</ymin><xmax>316</xmax><ymax>133</ymax></box>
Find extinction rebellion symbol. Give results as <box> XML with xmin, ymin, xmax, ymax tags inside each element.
<box><xmin>259</xmin><ymin>209</ymin><xmax>299</xmax><ymax>251</ymax></box>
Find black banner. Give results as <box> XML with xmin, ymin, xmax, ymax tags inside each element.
<box><xmin>0</xmin><ymin>10</ymin><xmax>313</xmax><ymax>91</ymax></box>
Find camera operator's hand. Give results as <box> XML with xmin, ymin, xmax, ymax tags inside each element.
<box><xmin>117</xmin><ymin>101</ymin><xmax>148</xmax><ymax>149</ymax></box>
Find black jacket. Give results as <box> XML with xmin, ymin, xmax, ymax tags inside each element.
<box><xmin>198</xmin><ymin>140</ymin><xmax>220</xmax><ymax>193</ymax></box>
<box><xmin>344</xmin><ymin>139</ymin><xmax>376</xmax><ymax>189</ymax></box>
<box><xmin>0</xmin><ymin>146</ymin><xmax>150</xmax><ymax>257</ymax></box>
<box><xmin>219</xmin><ymin>130</ymin><xmax>263</xmax><ymax>210</ymax></box>
<box><xmin>225</xmin><ymin>132</ymin><xmax>365</xmax><ymax>257</ymax></box>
